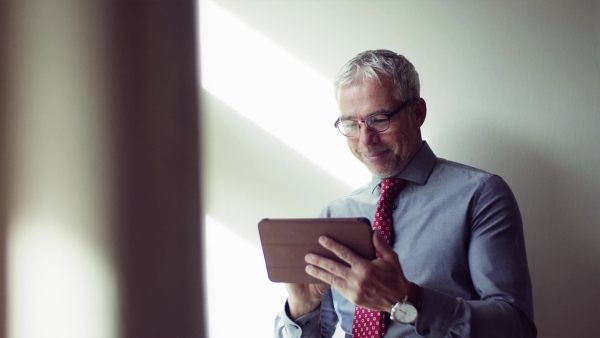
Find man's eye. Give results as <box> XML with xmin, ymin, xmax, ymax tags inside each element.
<box><xmin>368</xmin><ymin>115</ymin><xmax>388</xmax><ymax>125</ymax></box>
<box><xmin>342</xmin><ymin>121</ymin><xmax>358</xmax><ymax>129</ymax></box>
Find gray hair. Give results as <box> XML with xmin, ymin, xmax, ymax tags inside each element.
<box><xmin>333</xmin><ymin>49</ymin><xmax>420</xmax><ymax>102</ymax></box>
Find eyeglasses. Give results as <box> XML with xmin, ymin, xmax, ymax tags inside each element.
<box><xmin>334</xmin><ymin>100</ymin><xmax>411</xmax><ymax>137</ymax></box>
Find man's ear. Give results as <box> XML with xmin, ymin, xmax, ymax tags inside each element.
<box><xmin>412</xmin><ymin>98</ymin><xmax>427</xmax><ymax>127</ymax></box>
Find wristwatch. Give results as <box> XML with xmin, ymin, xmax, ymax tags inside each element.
<box><xmin>390</xmin><ymin>282</ymin><xmax>422</xmax><ymax>324</ymax></box>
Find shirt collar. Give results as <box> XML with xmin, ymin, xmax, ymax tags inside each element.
<box><xmin>369</xmin><ymin>141</ymin><xmax>437</xmax><ymax>193</ymax></box>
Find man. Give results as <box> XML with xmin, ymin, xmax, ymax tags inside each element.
<box><xmin>274</xmin><ymin>50</ymin><xmax>536</xmax><ymax>337</ymax></box>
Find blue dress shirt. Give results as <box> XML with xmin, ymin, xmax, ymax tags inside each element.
<box><xmin>275</xmin><ymin>142</ymin><xmax>536</xmax><ymax>338</ymax></box>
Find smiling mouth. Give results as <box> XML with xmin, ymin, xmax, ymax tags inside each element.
<box><xmin>363</xmin><ymin>149</ymin><xmax>389</xmax><ymax>160</ymax></box>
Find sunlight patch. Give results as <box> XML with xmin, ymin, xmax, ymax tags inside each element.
<box><xmin>200</xmin><ymin>0</ymin><xmax>369</xmax><ymax>189</ymax></box>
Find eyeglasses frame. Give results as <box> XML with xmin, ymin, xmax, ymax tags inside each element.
<box><xmin>334</xmin><ymin>100</ymin><xmax>412</xmax><ymax>137</ymax></box>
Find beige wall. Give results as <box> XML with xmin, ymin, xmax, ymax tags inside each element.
<box><xmin>201</xmin><ymin>1</ymin><xmax>600</xmax><ymax>337</ymax></box>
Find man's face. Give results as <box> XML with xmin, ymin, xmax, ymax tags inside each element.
<box><xmin>337</xmin><ymin>79</ymin><xmax>425</xmax><ymax>178</ymax></box>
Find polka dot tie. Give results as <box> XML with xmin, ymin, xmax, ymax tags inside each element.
<box><xmin>352</xmin><ymin>178</ymin><xmax>405</xmax><ymax>338</ymax></box>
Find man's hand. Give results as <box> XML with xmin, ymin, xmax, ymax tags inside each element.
<box><xmin>284</xmin><ymin>283</ymin><xmax>330</xmax><ymax>320</ymax></box>
<box><xmin>305</xmin><ymin>231</ymin><xmax>410</xmax><ymax>312</ymax></box>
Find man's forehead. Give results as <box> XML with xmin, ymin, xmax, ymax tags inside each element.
<box><xmin>337</xmin><ymin>80</ymin><xmax>396</xmax><ymax>117</ymax></box>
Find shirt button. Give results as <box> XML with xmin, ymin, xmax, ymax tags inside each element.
<box><xmin>423</xmin><ymin>328</ymin><xmax>430</xmax><ymax>335</ymax></box>
<box><xmin>305</xmin><ymin>321</ymin><xmax>311</xmax><ymax>326</ymax></box>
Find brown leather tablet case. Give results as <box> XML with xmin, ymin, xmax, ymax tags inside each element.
<box><xmin>258</xmin><ymin>218</ymin><xmax>375</xmax><ymax>283</ymax></box>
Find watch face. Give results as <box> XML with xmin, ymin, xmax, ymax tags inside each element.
<box><xmin>392</xmin><ymin>302</ymin><xmax>418</xmax><ymax>323</ymax></box>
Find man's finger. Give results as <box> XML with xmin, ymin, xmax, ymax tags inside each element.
<box><xmin>317</xmin><ymin>235</ymin><xmax>366</xmax><ymax>267</ymax></box>
<box><xmin>304</xmin><ymin>263</ymin><xmax>348</xmax><ymax>288</ymax></box>
<box><xmin>305</xmin><ymin>253</ymin><xmax>350</xmax><ymax>279</ymax></box>
<box><xmin>372</xmin><ymin>231</ymin><xmax>397</xmax><ymax>261</ymax></box>
<box><xmin>305</xmin><ymin>264</ymin><xmax>331</xmax><ymax>283</ymax></box>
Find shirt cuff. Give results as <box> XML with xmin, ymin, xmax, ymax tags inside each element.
<box><xmin>414</xmin><ymin>287</ymin><xmax>460</xmax><ymax>337</ymax></box>
<box><xmin>279</xmin><ymin>300</ymin><xmax>321</xmax><ymax>338</ymax></box>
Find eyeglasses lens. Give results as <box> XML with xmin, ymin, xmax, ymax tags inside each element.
<box><xmin>367</xmin><ymin>115</ymin><xmax>390</xmax><ymax>132</ymax></box>
<box><xmin>337</xmin><ymin>115</ymin><xmax>390</xmax><ymax>137</ymax></box>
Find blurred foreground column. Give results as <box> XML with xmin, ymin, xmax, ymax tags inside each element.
<box><xmin>0</xmin><ymin>1</ymin><xmax>10</xmax><ymax>336</ymax></box>
<box><xmin>4</xmin><ymin>1</ymin><xmax>204</xmax><ymax>337</ymax></box>
<box><xmin>108</xmin><ymin>1</ymin><xmax>205</xmax><ymax>337</ymax></box>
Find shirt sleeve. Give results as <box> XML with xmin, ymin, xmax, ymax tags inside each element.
<box><xmin>274</xmin><ymin>290</ymin><xmax>339</xmax><ymax>338</ymax></box>
<box><xmin>413</xmin><ymin>175</ymin><xmax>537</xmax><ymax>337</ymax></box>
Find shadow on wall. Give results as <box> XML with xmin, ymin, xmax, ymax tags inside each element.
<box><xmin>203</xmin><ymin>90</ymin><xmax>356</xmax><ymax>248</ymax></box>
<box><xmin>517</xmin><ymin>148</ymin><xmax>600</xmax><ymax>338</ymax></box>
<box><xmin>451</xmin><ymin>122</ymin><xmax>600</xmax><ymax>338</ymax></box>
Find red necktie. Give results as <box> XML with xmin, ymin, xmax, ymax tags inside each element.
<box><xmin>352</xmin><ymin>178</ymin><xmax>404</xmax><ymax>338</ymax></box>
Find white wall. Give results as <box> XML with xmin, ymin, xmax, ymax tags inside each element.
<box><xmin>200</xmin><ymin>1</ymin><xmax>600</xmax><ymax>337</ymax></box>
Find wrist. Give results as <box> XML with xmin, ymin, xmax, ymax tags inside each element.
<box><xmin>390</xmin><ymin>282</ymin><xmax>423</xmax><ymax>324</ymax></box>
<box><xmin>287</xmin><ymin>299</ymin><xmax>320</xmax><ymax>320</ymax></box>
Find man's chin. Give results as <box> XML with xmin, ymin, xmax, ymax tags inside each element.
<box><xmin>362</xmin><ymin>158</ymin><xmax>402</xmax><ymax>178</ymax></box>
<box><xmin>365</xmin><ymin>164</ymin><xmax>396</xmax><ymax>178</ymax></box>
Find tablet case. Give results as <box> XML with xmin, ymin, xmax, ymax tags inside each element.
<box><xmin>258</xmin><ymin>218</ymin><xmax>375</xmax><ymax>283</ymax></box>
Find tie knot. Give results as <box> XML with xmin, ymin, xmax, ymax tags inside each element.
<box><xmin>379</xmin><ymin>178</ymin><xmax>404</xmax><ymax>204</ymax></box>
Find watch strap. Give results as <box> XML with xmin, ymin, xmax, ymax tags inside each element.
<box><xmin>405</xmin><ymin>282</ymin><xmax>423</xmax><ymax>309</ymax></box>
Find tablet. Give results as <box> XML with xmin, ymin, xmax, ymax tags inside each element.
<box><xmin>258</xmin><ymin>217</ymin><xmax>375</xmax><ymax>283</ymax></box>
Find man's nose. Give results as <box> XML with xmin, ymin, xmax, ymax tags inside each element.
<box><xmin>358</xmin><ymin>123</ymin><xmax>379</xmax><ymax>146</ymax></box>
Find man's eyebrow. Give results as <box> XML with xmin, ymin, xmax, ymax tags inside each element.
<box><xmin>339</xmin><ymin>108</ymin><xmax>391</xmax><ymax>120</ymax></box>
<box><xmin>368</xmin><ymin>108</ymin><xmax>391</xmax><ymax>115</ymax></box>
